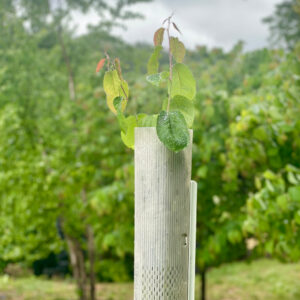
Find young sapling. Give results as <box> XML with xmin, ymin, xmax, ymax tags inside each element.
<box><xmin>97</xmin><ymin>15</ymin><xmax>196</xmax><ymax>152</ymax></box>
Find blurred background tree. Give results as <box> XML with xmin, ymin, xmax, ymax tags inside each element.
<box><xmin>0</xmin><ymin>1</ymin><xmax>151</xmax><ymax>299</ymax></box>
<box><xmin>264</xmin><ymin>0</ymin><xmax>300</xmax><ymax>49</ymax></box>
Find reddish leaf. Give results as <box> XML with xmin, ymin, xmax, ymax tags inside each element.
<box><xmin>172</xmin><ymin>22</ymin><xmax>182</xmax><ymax>34</ymax></box>
<box><xmin>153</xmin><ymin>27</ymin><xmax>165</xmax><ymax>46</ymax></box>
<box><xmin>96</xmin><ymin>58</ymin><xmax>106</xmax><ymax>73</ymax></box>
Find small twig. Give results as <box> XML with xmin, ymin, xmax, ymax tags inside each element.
<box><xmin>104</xmin><ymin>51</ymin><xmax>110</xmax><ymax>60</ymax></box>
<box><xmin>104</xmin><ymin>51</ymin><xmax>111</xmax><ymax>70</ymax></box>
<box><xmin>163</xmin><ymin>11</ymin><xmax>174</xmax><ymax>25</ymax></box>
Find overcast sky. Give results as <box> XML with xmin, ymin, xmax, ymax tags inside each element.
<box><xmin>75</xmin><ymin>0</ymin><xmax>283</xmax><ymax>51</ymax></box>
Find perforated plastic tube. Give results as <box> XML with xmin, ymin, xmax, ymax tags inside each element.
<box><xmin>134</xmin><ymin>127</ymin><xmax>196</xmax><ymax>300</ymax></box>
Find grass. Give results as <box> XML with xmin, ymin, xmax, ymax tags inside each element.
<box><xmin>201</xmin><ymin>258</ymin><xmax>300</xmax><ymax>300</ymax></box>
<box><xmin>0</xmin><ymin>259</ymin><xmax>300</xmax><ymax>300</ymax></box>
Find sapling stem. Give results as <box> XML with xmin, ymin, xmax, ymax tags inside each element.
<box><xmin>166</xmin><ymin>15</ymin><xmax>173</xmax><ymax>113</ymax></box>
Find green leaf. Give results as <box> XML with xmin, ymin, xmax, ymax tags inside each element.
<box><xmin>121</xmin><ymin>116</ymin><xmax>137</xmax><ymax>149</ymax></box>
<box><xmin>171</xmin><ymin>63</ymin><xmax>196</xmax><ymax>100</ymax></box>
<box><xmin>266</xmin><ymin>179</ymin><xmax>275</xmax><ymax>192</ymax></box>
<box><xmin>276</xmin><ymin>194</ymin><xmax>288</xmax><ymax>210</ymax></box>
<box><xmin>227</xmin><ymin>229</ymin><xmax>242</xmax><ymax>244</ymax></box>
<box><xmin>104</xmin><ymin>70</ymin><xmax>128</xmax><ymax>114</ymax></box>
<box><xmin>253</xmin><ymin>126</ymin><xmax>268</xmax><ymax>142</ymax></box>
<box><xmin>147</xmin><ymin>46</ymin><xmax>163</xmax><ymax>75</ymax></box>
<box><xmin>255</xmin><ymin>176</ymin><xmax>262</xmax><ymax>190</ymax></box>
<box><xmin>136</xmin><ymin>113</ymin><xmax>147</xmax><ymax>123</ymax></box>
<box><xmin>103</xmin><ymin>70</ymin><xmax>119</xmax><ymax>96</ymax></box>
<box><xmin>197</xmin><ymin>165</ymin><xmax>208</xmax><ymax>178</ymax></box>
<box><xmin>285</xmin><ymin>164</ymin><xmax>300</xmax><ymax>173</ymax></box>
<box><xmin>162</xmin><ymin>95</ymin><xmax>194</xmax><ymax>127</ymax></box>
<box><xmin>153</xmin><ymin>27</ymin><xmax>165</xmax><ymax>46</ymax></box>
<box><xmin>288</xmin><ymin>186</ymin><xmax>300</xmax><ymax>202</ymax></box>
<box><xmin>146</xmin><ymin>73</ymin><xmax>161</xmax><ymax>87</ymax></box>
<box><xmin>146</xmin><ymin>71</ymin><xmax>169</xmax><ymax>87</ymax></box>
<box><xmin>156</xmin><ymin>110</ymin><xmax>189</xmax><ymax>152</ymax></box>
<box><xmin>294</xmin><ymin>211</ymin><xmax>300</xmax><ymax>225</ymax></box>
<box><xmin>263</xmin><ymin>170</ymin><xmax>277</xmax><ymax>180</ymax></box>
<box><xmin>170</xmin><ymin>37</ymin><xmax>186</xmax><ymax>63</ymax></box>
<box><xmin>137</xmin><ymin>114</ymin><xmax>158</xmax><ymax>127</ymax></box>
<box><xmin>288</xmin><ymin>172</ymin><xmax>299</xmax><ymax>185</ymax></box>
<box><xmin>113</xmin><ymin>97</ymin><xmax>127</xmax><ymax>133</ymax></box>
<box><xmin>113</xmin><ymin>96</ymin><xmax>123</xmax><ymax>112</ymax></box>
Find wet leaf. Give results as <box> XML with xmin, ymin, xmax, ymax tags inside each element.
<box><xmin>162</xmin><ymin>95</ymin><xmax>194</xmax><ymax>127</ymax></box>
<box><xmin>156</xmin><ymin>110</ymin><xmax>189</xmax><ymax>152</ymax></box>
<box><xmin>146</xmin><ymin>71</ymin><xmax>169</xmax><ymax>87</ymax></box>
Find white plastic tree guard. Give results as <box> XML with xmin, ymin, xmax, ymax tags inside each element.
<box><xmin>134</xmin><ymin>127</ymin><xmax>197</xmax><ymax>300</ymax></box>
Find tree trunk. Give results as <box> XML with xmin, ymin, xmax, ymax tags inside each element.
<box><xmin>82</xmin><ymin>188</ymin><xmax>97</xmax><ymax>300</ymax></box>
<box><xmin>200</xmin><ymin>269</ymin><xmax>206</xmax><ymax>300</ymax></box>
<box><xmin>57</xmin><ymin>26</ymin><xmax>76</xmax><ymax>101</ymax></box>
<box><xmin>66</xmin><ymin>235</ymin><xmax>88</xmax><ymax>300</ymax></box>
<box><xmin>86</xmin><ymin>225</ymin><xmax>96</xmax><ymax>300</ymax></box>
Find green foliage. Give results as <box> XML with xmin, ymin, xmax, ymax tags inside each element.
<box><xmin>193</xmin><ymin>42</ymin><xmax>300</xmax><ymax>271</ymax></box>
<box><xmin>147</xmin><ymin>45</ymin><xmax>163</xmax><ymax>75</ymax></box>
<box><xmin>104</xmin><ymin>70</ymin><xmax>128</xmax><ymax>114</ymax></box>
<box><xmin>170</xmin><ymin>37</ymin><xmax>186</xmax><ymax>63</ymax></box>
<box><xmin>244</xmin><ymin>165</ymin><xmax>300</xmax><ymax>261</ymax></box>
<box><xmin>146</xmin><ymin>71</ymin><xmax>169</xmax><ymax>87</ymax></box>
<box><xmin>114</xmin><ymin>97</ymin><xmax>127</xmax><ymax>132</ymax></box>
<box><xmin>0</xmin><ymin>0</ymin><xmax>148</xmax><ymax>286</ymax></box>
<box><xmin>171</xmin><ymin>63</ymin><xmax>196</xmax><ymax>100</ymax></box>
<box><xmin>137</xmin><ymin>114</ymin><xmax>158</xmax><ymax>127</ymax></box>
<box><xmin>102</xmin><ymin>16</ymin><xmax>196</xmax><ymax>152</ymax></box>
<box><xmin>121</xmin><ymin>116</ymin><xmax>137</xmax><ymax>149</ymax></box>
<box><xmin>156</xmin><ymin>110</ymin><xmax>190</xmax><ymax>152</ymax></box>
<box><xmin>162</xmin><ymin>96</ymin><xmax>194</xmax><ymax>128</ymax></box>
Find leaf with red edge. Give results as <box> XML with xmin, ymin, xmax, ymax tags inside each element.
<box><xmin>153</xmin><ymin>28</ymin><xmax>165</xmax><ymax>46</ymax></box>
<box><xmin>96</xmin><ymin>58</ymin><xmax>106</xmax><ymax>73</ymax></box>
